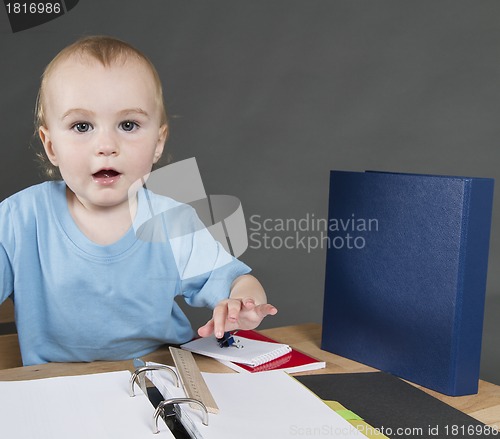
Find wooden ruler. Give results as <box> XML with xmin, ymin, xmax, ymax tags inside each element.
<box><xmin>169</xmin><ymin>346</ymin><xmax>219</xmax><ymax>414</ymax></box>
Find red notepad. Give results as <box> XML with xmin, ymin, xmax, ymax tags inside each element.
<box><xmin>223</xmin><ymin>330</ymin><xmax>326</xmax><ymax>374</ymax></box>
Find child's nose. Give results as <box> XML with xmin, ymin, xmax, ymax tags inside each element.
<box><xmin>95</xmin><ymin>130</ymin><xmax>119</xmax><ymax>156</ymax></box>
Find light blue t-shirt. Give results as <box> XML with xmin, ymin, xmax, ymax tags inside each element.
<box><xmin>0</xmin><ymin>181</ymin><xmax>250</xmax><ymax>366</ymax></box>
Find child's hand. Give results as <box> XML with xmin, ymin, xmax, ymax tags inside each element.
<box><xmin>197</xmin><ymin>298</ymin><xmax>278</xmax><ymax>339</ymax></box>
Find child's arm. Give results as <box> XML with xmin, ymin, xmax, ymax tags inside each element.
<box><xmin>197</xmin><ymin>274</ymin><xmax>277</xmax><ymax>338</ymax></box>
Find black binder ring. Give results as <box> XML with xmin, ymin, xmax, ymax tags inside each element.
<box><xmin>153</xmin><ymin>398</ymin><xmax>209</xmax><ymax>434</ymax></box>
<box><xmin>129</xmin><ymin>365</ymin><xmax>179</xmax><ymax>397</ymax></box>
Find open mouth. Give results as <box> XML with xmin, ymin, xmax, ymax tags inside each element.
<box><xmin>93</xmin><ymin>169</ymin><xmax>120</xmax><ymax>178</ymax></box>
<box><xmin>92</xmin><ymin>169</ymin><xmax>121</xmax><ymax>184</ymax></box>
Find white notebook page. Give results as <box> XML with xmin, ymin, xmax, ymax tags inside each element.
<box><xmin>0</xmin><ymin>370</ymin><xmax>174</xmax><ymax>438</ymax></box>
<box><xmin>149</xmin><ymin>367</ymin><xmax>369</xmax><ymax>439</ymax></box>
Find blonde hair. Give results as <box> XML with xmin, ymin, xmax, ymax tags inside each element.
<box><xmin>34</xmin><ymin>35</ymin><xmax>168</xmax><ymax>179</ymax></box>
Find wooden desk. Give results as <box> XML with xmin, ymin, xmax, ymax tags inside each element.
<box><xmin>0</xmin><ymin>323</ymin><xmax>498</xmax><ymax>429</ymax></box>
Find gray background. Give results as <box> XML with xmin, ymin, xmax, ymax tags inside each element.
<box><xmin>0</xmin><ymin>1</ymin><xmax>499</xmax><ymax>384</ymax></box>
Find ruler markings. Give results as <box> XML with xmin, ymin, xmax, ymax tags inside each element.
<box><xmin>169</xmin><ymin>346</ymin><xmax>219</xmax><ymax>414</ymax></box>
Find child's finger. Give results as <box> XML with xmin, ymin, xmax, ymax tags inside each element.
<box><xmin>197</xmin><ymin>319</ymin><xmax>215</xmax><ymax>337</ymax></box>
<box><xmin>226</xmin><ymin>298</ymin><xmax>243</xmax><ymax>322</ymax></box>
<box><xmin>242</xmin><ymin>298</ymin><xmax>256</xmax><ymax>309</ymax></box>
<box><xmin>256</xmin><ymin>303</ymin><xmax>278</xmax><ymax>318</ymax></box>
<box><xmin>212</xmin><ymin>300</ymin><xmax>230</xmax><ymax>338</ymax></box>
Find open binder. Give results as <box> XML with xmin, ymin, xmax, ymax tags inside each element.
<box><xmin>0</xmin><ymin>366</ymin><xmax>370</xmax><ymax>439</ymax></box>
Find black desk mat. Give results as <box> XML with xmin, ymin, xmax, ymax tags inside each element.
<box><xmin>296</xmin><ymin>372</ymin><xmax>497</xmax><ymax>439</ymax></box>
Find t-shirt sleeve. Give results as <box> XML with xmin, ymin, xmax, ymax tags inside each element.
<box><xmin>168</xmin><ymin>204</ymin><xmax>251</xmax><ymax>308</ymax></box>
<box><xmin>0</xmin><ymin>200</ymin><xmax>15</xmax><ymax>304</ymax></box>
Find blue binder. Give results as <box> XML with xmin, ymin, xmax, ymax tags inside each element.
<box><xmin>321</xmin><ymin>171</ymin><xmax>494</xmax><ymax>396</ymax></box>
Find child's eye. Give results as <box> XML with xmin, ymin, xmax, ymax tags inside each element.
<box><xmin>120</xmin><ymin>121</ymin><xmax>139</xmax><ymax>132</ymax></box>
<box><xmin>72</xmin><ymin>122</ymin><xmax>92</xmax><ymax>133</ymax></box>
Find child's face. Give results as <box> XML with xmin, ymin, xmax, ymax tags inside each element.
<box><xmin>39</xmin><ymin>56</ymin><xmax>167</xmax><ymax>211</ymax></box>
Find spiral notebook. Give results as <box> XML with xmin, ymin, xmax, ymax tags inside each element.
<box><xmin>218</xmin><ymin>330</ymin><xmax>326</xmax><ymax>373</ymax></box>
<box><xmin>180</xmin><ymin>334</ymin><xmax>292</xmax><ymax>367</ymax></box>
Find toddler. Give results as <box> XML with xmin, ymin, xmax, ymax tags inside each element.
<box><xmin>0</xmin><ymin>35</ymin><xmax>276</xmax><ymax>366</ymax></box>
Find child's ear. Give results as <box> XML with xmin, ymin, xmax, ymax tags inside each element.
<box><xmin>153</xmin><ymin>124</ymin><xmax>168</xmax><ymax>163</ymax></box>
<box><xmin>39</xmin><ymin>126</ymin><xmax>58</xmax><ymax>166</ymax></box>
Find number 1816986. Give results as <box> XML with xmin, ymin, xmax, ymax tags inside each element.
<box><xmin>5</xmin><ymin>2</ymin><xmax>62</xmax><ymax>14</ymax></box>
